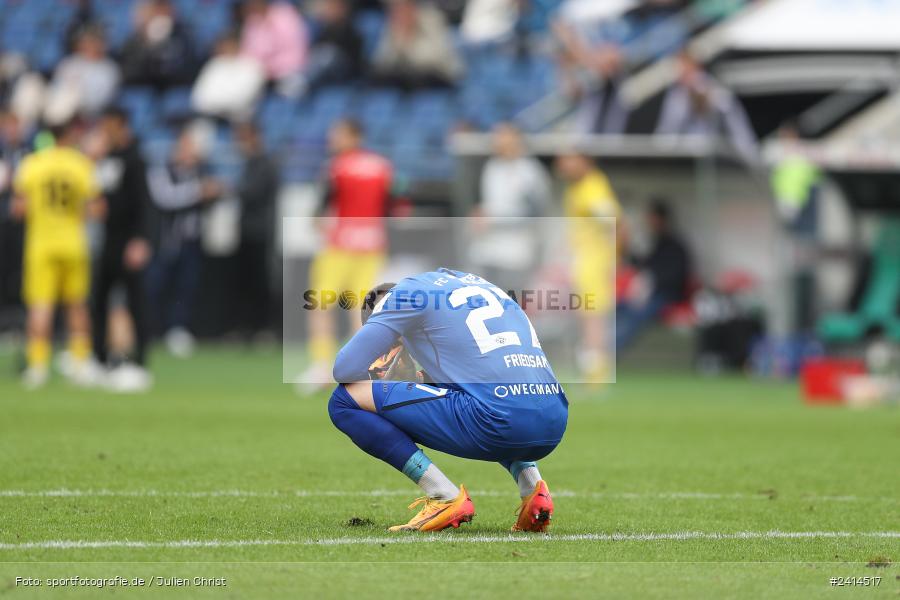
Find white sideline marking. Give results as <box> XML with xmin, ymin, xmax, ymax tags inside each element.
<box><xmin>0</xmin><ymin>489</ymin><xmax>895</xmax><ymax>502</ymax></box>
<box><xmin>1</xmin><ymin>531</ymin><xmax>897</xmax><ymax>551</ymax></box>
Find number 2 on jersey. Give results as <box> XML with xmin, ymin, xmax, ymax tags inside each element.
<box><xmin>448</xmin><ymin>285</ymin><xmax>541</xmax><ymax>355</ymax></box>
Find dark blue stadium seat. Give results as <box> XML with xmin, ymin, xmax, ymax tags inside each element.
<box><xmin>359</xmin><ymin>89</ymin><xmax>402</xmax><ymax>120</ymax></box>
<box><xmin>118</xmin><ymin>87</ymin><xmax>157</xmax><ymax>137</ymax></box>
<box><xmin>280</xmin><ymin>140</ymin><xmax>328</xmax><ymax>182</ymax></box>
<box><xmin>1</xmin><ymin>28</ymin><xmax>33</xmax><ymax>54</ymax></box>
<box><xmin>292</xmin><ymin>110</ymin><xmax>335</xmax><ymax>143</ymax></box>
<box><xmin>34</xmin><ymin>39</ymin><xmax>64</xmax><ymax>73</ymax></box>
<box><xmin>259</xmin><ymin>94</ymin><xmax>295</xmax><ymax>122</ymax></box>
<box><xmin>409</xmin><ymin>91</ymin><xmax>453</xmax><ymax>115</ymax></box>
<box><xmin>160</xmin><ymin>87</ymin><xmax>193</xmax><ymax>121</ymax></box>
<box><xmin>310</xmin><ymin>86</ymin><xmax>355</xmax><ymax>118</ymax></box>
<box><xmin>95</xmin><ymin>1</ymin><xmax>135</xmax><ymax>51</ymax></box>
<box><xmin>177</xmin><ymin>0</ymin><xmax>231</xmax><ymax>53</ymax></box>
<box><xmin>259</xmin><ymin>94</ymin><xmax>298</xmax><ymax>145</ymax></box>
<box><xmin>354</xmin><ymin>10</ymin><xmax>385</xmax><ymax>57</ymax></box>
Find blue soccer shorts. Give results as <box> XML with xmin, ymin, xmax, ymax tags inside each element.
<box><xmin>371</xmin><ymin>381</ymin><xmax>568</xmax><ymax>463</ymax></box>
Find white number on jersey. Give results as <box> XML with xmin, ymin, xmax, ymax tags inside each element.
<box><xmin>448</xmin><ymin>285</ymin><xmax>542</xmax><ymax>355</ymax></box>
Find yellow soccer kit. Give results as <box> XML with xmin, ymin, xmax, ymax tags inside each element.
<box><xmin>15</xmin><ymin>146</ymin><xmax>98</xmax><ymax>306</ymax></box>
<box><xmin>308</xmin><ymin>247</ymin><xmax>384</xmax><ymax>363</ymax></box>
<box><xmin>563</xmin><ymin>169</ymin><xmax>621</xmax><ymax>314</ymax></box>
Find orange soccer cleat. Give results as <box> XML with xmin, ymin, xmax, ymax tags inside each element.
<box><xmin>512</xmin><ymin>480</ymin><xmax>553</xmax><ymax>532</ymax></box>
<box><xmin>388</xmin><ymin>485</ymin><xmax>475</xmax><ymax>532</ymax></box>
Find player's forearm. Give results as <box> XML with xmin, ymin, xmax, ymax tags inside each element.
<box><xmin>332</xmin><ymin>322</ymin><xmax>399</xmax><ymax>383</ymax></box>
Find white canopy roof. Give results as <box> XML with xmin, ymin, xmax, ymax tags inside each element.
<box><xmin>558</xmin><ymin>0</ymin><xmax>637</xmax><ymax>25</ymax></box>
<box><xmin>722</xmin><ymin>0</ymin><xmax>900</xmax><ymax>51</ymax></box>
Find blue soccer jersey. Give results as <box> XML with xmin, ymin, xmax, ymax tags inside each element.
<box><xmin>331</xmin><ymin>268</ymin><xmax>569</xmax><ymax>461</ymax></box>
<box><xmin>366</xmin><ymin>269</ymin><xmax>561</xmax><ymax>398</ymax></box>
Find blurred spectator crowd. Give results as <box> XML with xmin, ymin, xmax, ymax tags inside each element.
<box><xmin>0</xmin><ymin>0</ymin><xmax>755</xmax><ymax>186</ymax></box>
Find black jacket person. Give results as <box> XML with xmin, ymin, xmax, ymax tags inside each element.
<box><xmin>92</xmin><ymin>107</ymin><xmax>152</xmax><ymax>367</ymax></box>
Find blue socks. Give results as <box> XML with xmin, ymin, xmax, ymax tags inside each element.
<box><xmin>328</xmin><ymin>384</ymin><xmax>420</xmax><ymax>474</ymax></box>
<box><xmin>505</xmin><ymin>460</ymin><xmax>538</xmax><ymax>481</ymax></box>
<box><xmin>401</xmin><ymin>449</ymin><xmax>432</xmax><ymax>483</ymax></box>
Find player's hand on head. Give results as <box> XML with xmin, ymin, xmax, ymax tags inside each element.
<box><xmin>384</xmin><ymin>346</ymin><xmax>417</xmax><ymax>381</ymax></box>
<box><xmin>368</xmin><ymin>345</ymin><xmax>403</xmax><ymax>380</ymax></box>
<box><xmin>367</xmin><ymin>345</ymin><xmax>418</xmax><ymax>381</ymax></box>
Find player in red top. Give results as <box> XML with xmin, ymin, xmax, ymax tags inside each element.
<box><xmin>302</xmin><ymin>119</ymin><xmax>397</xmax><ymax>388</ymax></box>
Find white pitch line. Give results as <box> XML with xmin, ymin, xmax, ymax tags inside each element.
<box><xmin>1</xmin><ymin>531</ymin><xmax>898</xmax><ymax>551</ymax></box>
<box><xmin>0</xmin><ymin>489</ymin><xmax>895</xmax><ymax>502</ymax></box>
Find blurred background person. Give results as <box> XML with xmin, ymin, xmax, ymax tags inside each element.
<box><xmin>460</xmin><ymin>0</ymin><xmax>517</xmax><ymax>46</ymax></box>
<box><xmin>11</xmin><ymin>120</ymin><xmax>101</xmax><ymax>388</ymax></box>
<box><xmin>146</xmin><ymin>125</ymin><xmax>222</xmax><ymax>358</ymax></box>
<box><xmin>470</xmin><ymin>122</ymin><xmax>551</xmax><ymax>292</ymax></box>
<box><xmin>554</xmin><ymin>22</ymin><xmax>629</xmax><ymax>135</ymax></box>
<box><xmin>63</xmin><ymin>0</ymin><xmax>99</xmax><ymax>54</ymax></box>
<box><xmin>119</xmin><ymin>0</ymin><xmax>197</xmax><ymax>91</ymax></box>
<box><xmin>0</xmin><ymin>111</ymin><xmax>30</xmax><ymax>171</ymax></box>
<box><xmin>556</xmin><ymin>150</ymin><xmax>622</xmax><ymax>383</ymax></box>
<box><xmin>771</xmin><ymin>122</ymin><xmax>820</xmax><ymax>232</ymax></box>
<box><xmin>238</xmin><ymin>0</ymin><xmax>308</xmax><ymax>97</ymax></box>
<box><xmin>0</xmin><ymin>110</ymin><xmax>29</xmax><ymax>313</ymax></box>
<box><xmin>656</xmin><ymin>50</ymin><xmax>758</xmax><ymax>162</ymax></box>
<box><xmin>91</xmin><ymin>107</ymin><xmax>153</xmax><ymax>391</ymax></box>
<box><xmin>45</xmin><ymin>27</ymin><xmax>120</xmax><ymax>124</ymax></box>
<box><xmin>301</xmin><ymin>119</ymin><xmax>394</xmax><ymax>387</ymax></box>
<box><xmin>302</xmin><ymin>0</ymin><xmax>366</xmax><ymax>94</ymax></box>
<box><xmin>616</xmin><ymin>200</ymin><xmax>691</xmax><ymax>353</ymax></box>
<box><xmin>575</xmin><ymin>44</ymin><xmax>629</xmax><ymax>135</ymax></box>
<box><xmin>233</xmin><ymin>122</ymin><xmax>279</xmax><ymax>342</ymax></box>
<box><xmin>191</xmin><ymin>32</ymin><xmax>266</xmax><ymax>122</ymax></box>
<box><xmin>512</xmin><ymin>0</ymin><xmax>563</xmax><ymax>55</ymax></box>
<box><xmin>2</xmin><ymin>54</ymin><xmax>46</xmax><ymax>133</ymax></box>
<box><xmin>372</xmin><ymin>0</ymin><xmax>463</xmax><ymax>90</ymax></box>
<box><xmin>476</xmin><ymin>123</ymin><xmax>551</xmax><ymax>219</ymax></box>
<box><xmin>771</xmin><ymin>122</ymin><xmax>822</xmax><ymax>333</ymax></box>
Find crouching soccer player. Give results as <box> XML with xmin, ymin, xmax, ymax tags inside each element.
<box><xmin>329</xmin><ymin>269</ymin><xmax>568</xmax><ymax>532</ymax></box>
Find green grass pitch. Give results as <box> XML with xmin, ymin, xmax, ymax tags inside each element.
<box><xmin>0</xmin><ymin>347</ymin><xmax>897</xmax><ymax>598</ymax></box>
